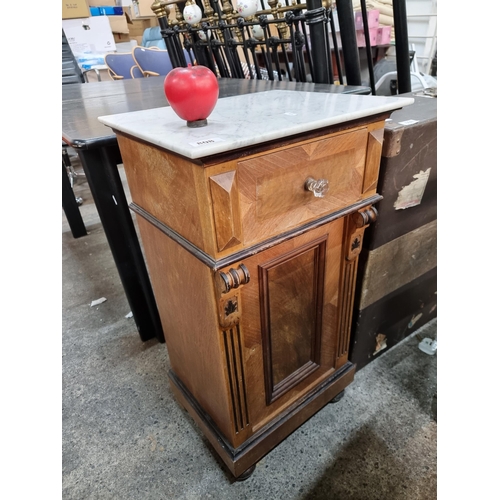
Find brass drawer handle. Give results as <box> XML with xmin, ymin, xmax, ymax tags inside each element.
<box><xmin>305</xmin><ymin>177</ymin><xmax>329</xmax><ymax>198</ymax></box>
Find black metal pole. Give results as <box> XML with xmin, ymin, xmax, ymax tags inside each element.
<box><xmin>328</xmin><ymin>10</ymin><xmax>344</xmax><ymax>84</ymax></box>
<box><xmin>151</xmin><ymin>2</ymin><xmax>183</xmax><ymax>68</ymax></box>
<box><xmin>360</xmin><ymin>0</ymin><xmax>376</xmax><ymax>94</ymax></box>
<box><xmin>336</xmin><ymin>0</ymin><xmax>361</xmax><ymax>86</ymax></box>
<box><xmin>305</xmin><ymin>0</ymin><xmax>330</xmax><ymax>83</ymax></box>
<box><xmin>172</xmin><ymin>26</ymin><xmax>188</xmax><ymax>67</ymax></box>
<box><xmin>392</xmin><ymin>0</ymin><xmax>412</xmax><ymax>93</ymax></box>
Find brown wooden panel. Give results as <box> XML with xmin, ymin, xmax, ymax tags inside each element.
<box><xmin>255</xmin><ymin>149</ymin><xmax>354</xmax><ymax>220</ymax></box>
<box><xmin>114</xmin><ymin>108</ymin><xmax>389</xmax><ymax>478</ymax></box>
<box><xmin>366</xmin><ymin>97</ymin><xmax>437</xmax><ymax>249</ymax></box>
<box><xmin>351</xmin><ymin>267</ymin><xmax>437</xmax><ymax>370</ymax></box>
<box><xmin>168</xmin><ymin>362</ymin><xmax>356</xmax><ymax>478</ymax></box>
<box><xmin>358</xmin><ymin>219</ymin><xmax>437</xmax><ymax>309</ymax></box>
<box><xmin>222</xmin><ymin>325</ymin><xmax>250</xmax><ymax>434</ymax></box>
<box><xmin>362</xmin><ymin>126</ymin><xmax>384</xmax><ymax>194</ymax></box>
<box><xmin>134</xmin><ymin>216</ymin><xmax>235</xmax><ymax>443</ymax></box>
<box><xmin>335</xmin><ymin>210</ymin><xmax>375</xmax><ymax>367</ymax></box>
<box><xmin>209</xmin><ymin>171</ymin><xmax>242</xmax><ymax>252</ymax></box>
<box><xmin>235</xmin><ymin>219</ymin><xmax>344</xmax><ymax>433</ymax></box>
<box><xmin>336</xmin><ymin>259</ymin><xmax>357</xmax><ymax>365</ymax></box>
<box><xmin>117</xmin><ymin>133</ymin><xmax>214</xmax><ymax>254</ymax></box>
<box><xmin>259</xmin><ymin>237</ymin><xmax>326</xmax><ymax>404</ymax></box>
<box><xmin>237</xmin><ymin>129</ymin><xmax>368</xmax><ymax>246</ymax></box>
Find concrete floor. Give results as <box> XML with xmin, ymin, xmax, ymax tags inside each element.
<box><xmin>62</xmin><ymin>153</ymin><xmax>437</xmax><ymax>499</ymax></box>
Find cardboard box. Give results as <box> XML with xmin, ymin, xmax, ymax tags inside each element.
<box><xmin>123</xmin><ymin>5</ymin><xmax>161</xmax><ymax>22</ymax></box>
<box><xmin>113</xmin><ymin>33</ymin><xmax>142</xmax><ymax>45</ymax></box>
<box><xmin>354</xmin><ymin>10</ymin><xmax>380</xmax><ymax>30</ymax></box>
<box><xmin>62</xmin><ymin>16</ymin><xmax>116</xmax><ymax>54</ymax></box>
<box><xmin>127</xmin><ymin>16</ymin><xmax>158</xmax><ymax>36</ymax></box>
<box><xmin>129</xmin><ymin>1</ymin><xmax>156</xmax><ymax>18</ymax></box>
<box><xmin>107</xmin><ymin>13</ymin><xmax>130</xmax><ymax>33</ymax></box>
<box><xmin>89</xmin><ymin>6</ymin><xmax>122</xmax><ymax>15</ymax></box>
<box><xmin>62</xmin><ymin>0</ymin><xmax>91</xmax><ymax>19</ymax></box>
<box><xmin>376</xmin><ymin>26</ymin><xmax>391</xmax><ymax>46</ymax></box>
<box><xmin>356</xmin><ymin>28</ymin><xmax>378</xmax><ymax>47</ymax></box>
<box><xmin>113</xmin><ymin>32</ymin><xmax>130</xmax><ymax>43</ymax></box>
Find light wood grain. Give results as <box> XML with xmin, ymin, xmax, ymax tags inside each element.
<box><xmin>237</xmin><ymin>128</ymin><xmax>368</xmax><ymax>246</ymax></box>
<box><xmin>363</xmin><ymin>125</ymin><xmax>385</xmax><ymax>195</ymax></box>
<box><xmin>116</xmin><ymin>109</ymin><xmax>388</xmax><ymax>476</ymax></box>
<box><xmin>231</xmin><ymin>220</ymin><xmax>344</xmax><ymax>435</ymax></box>
<box><xmin>135</xmin><ymin>216</ymin><xmax>235</xmax><ymax>440</ymax></box>
<box><xmin>209</xmin><ymin>171</ymin><xmax>243</xmax><ymax>252</ymax></box>
<box><xmin>116</xmin><ymin>134</ymin><xmax>216</xmax><ymax>255</ymax></box>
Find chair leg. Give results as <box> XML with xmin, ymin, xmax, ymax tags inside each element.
<box><xmin>62</xmin><ymin>147</ymin><xmax>75</xmax><ymax>187</ymax></box>
<box><xmin>63</xmin><ymin>146</ymin><xmax>86</xmax><ymax>191</ymax></box>
<box><xmin>62</xmin><ymin>157</ymin><xmax>87</xmax><ymax>238</ymax></box>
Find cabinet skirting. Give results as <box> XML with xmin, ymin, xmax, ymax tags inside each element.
<box><xmin>168</xmin><ymin>362</ymin><xmax>356</xmax><ymax>478</ymax></box>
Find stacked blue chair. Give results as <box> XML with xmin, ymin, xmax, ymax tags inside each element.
<box><xmin>132</xmin><ymin>46</ymin><xmax>174</xmax><ymax>77</ymax></box>
<box><xmin>104</xmin><ymin>52</ymin><xmax>144</xmax><ymax>80</ymax></box>
<box><xmin>141</xmin><ymin>27</ymin><xmax>167</xmax><ymax>49</ymax></box>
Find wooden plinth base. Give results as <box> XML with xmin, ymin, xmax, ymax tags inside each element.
<box><xmin>168</xmin><ymin>362</ymin><xmax>356</xmax><ymax>479</ymax></box>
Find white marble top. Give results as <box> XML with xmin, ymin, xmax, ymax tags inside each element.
<box><xmin>98</xmin><ymin>90</ymin><xmax>414</xmax><ymax>159</ymax></box>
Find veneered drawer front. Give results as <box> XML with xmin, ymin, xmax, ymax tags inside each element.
<box><xmin>237</xmin><ymin>128</ymin><xmax>368</xmax><ymax>246</ymax></box>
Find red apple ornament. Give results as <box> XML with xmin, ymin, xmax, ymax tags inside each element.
<box><xmin>163</xmin><ymin>64</ymin><xmax>219</xmax><ymax>128</ymax></box>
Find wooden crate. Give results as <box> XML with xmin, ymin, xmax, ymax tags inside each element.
<box><xmin>350</xmin><ymin>93</ymin><xmax>437</xmax><ymax>370</ymax></box>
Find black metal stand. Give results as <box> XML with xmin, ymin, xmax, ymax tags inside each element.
<box><xmin>305</xmin><ymin>1</ymin><xmax>331</xmax><ymax>84</ymax></box>
<box><xmin>359</xmin><ymin>0</ymin><xmax>376</xmax><ymax>94</ymax></box>
<box><xmin>336</xmin><ymin>0</ymin><xmax>362</xmax><ymax>86</ymax></box>
<box><xmin>392</xmin><ymin>0</ymin><xmax>412</xmax><ymax>94</ymax></box>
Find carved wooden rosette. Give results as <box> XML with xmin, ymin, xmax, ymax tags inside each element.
<box><xmin>335</xmin><ymin>206</ymin><xmax>378</xmax><ymax>368</ymax></box>
<box><xmin>216</xmin><ymin>263</ymin><xmax>249</xmax><ymax>327</ymax></box>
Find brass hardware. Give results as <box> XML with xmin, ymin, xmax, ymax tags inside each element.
<box><xmin>219</xmin><ymin>264</ymin><xmax>250</xmax><ymax>293</ymax></box>
<box><xmin>305</xmin><ymin>177</ymin><xmax>329</xmax><ymax>198</ymax></box>
<box><xmin>151</xmin><ymin>0</ymin><xmax>168</xmax><ymax>19</ymax></box>
<box><xmin>149</xmin><ymin>0</ymin><xmax>322</xmax><ymax>55</ymax></box>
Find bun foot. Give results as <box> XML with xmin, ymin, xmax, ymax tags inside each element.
<box><xmin>329</xmin><ymin>390</ymin><xmax>345</xmax><ymax>404</ymax></box>
<box><xmin>235</xmin><ymin>465</ymin><xmax>256</xmax><ymax>481</ymax></box>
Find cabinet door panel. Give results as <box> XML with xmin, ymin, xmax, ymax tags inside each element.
<box><xmin>236</xmin><ymin>219</ymin><xmax>345</xmax><ymax>432</ymax></box>
<box><xmin>260</xmin><ymin>237</ymin><xmax>326</xmax><ymax>404</ymax></box>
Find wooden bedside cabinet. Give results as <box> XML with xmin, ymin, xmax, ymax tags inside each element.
<box><xmin>99</xmin><ymin>90</ymin><xmax>413</xmax><ymax>479</ymax></box>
